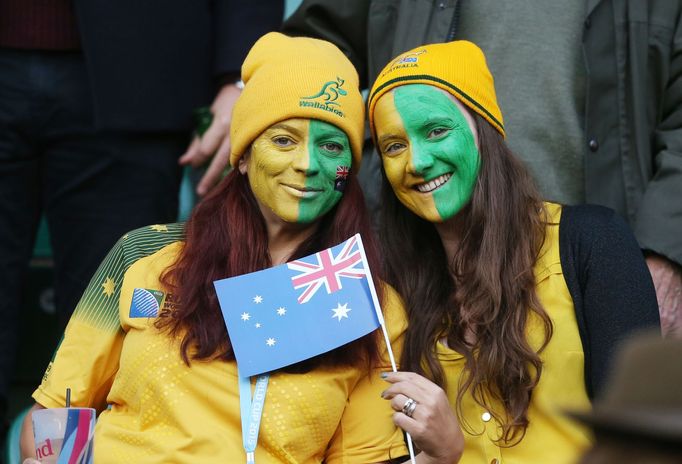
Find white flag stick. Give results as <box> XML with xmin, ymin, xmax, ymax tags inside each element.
<box><xmin>355</xmin><ymin>233</ymin><xmax>417</xmax><ymax>464</ymax></box>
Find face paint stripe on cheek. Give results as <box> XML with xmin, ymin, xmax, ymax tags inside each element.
<box><xmin>391</xmin><ymin>85</ymin><xmax>480</xmax><ymax>222</ymax></box>
<box><xmin>297</xmin><ymin>119</ymin><xmax>351</xmax><ymax>223</ymax></box>
<box><xmin>292</xmin><ymin>124</ymin><xmax>312</xmax><ymax>174</ymax></box>
<box><xmin>290</xmin><ymin>119</ymin><xmax>312</xmax><ymax>222</ymax></box>
<box><xmin>376</xmin><ymin>89</ymin><xmax>439</xmax><ymax>220</ymax></box>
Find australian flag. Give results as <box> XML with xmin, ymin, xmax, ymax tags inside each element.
<box><xmin>214</xmin><ymin>234</ymin><xmax>381</xmax><ymax>377</ymax></box>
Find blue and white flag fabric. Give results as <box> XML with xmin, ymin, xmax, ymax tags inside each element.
<box><xmin>214</xmin><ymin>234</ymin><xmax>381</xmax><ymax>377</ymax></box>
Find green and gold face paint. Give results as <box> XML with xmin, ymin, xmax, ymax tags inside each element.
<box><xmin>374</xmin><ymin>84</ymin><xmax>480</xmax><ymax>223</ymax></box>
<box><xmin>242</xmin><ymin>118</ymin><xmax>352</xmax><ymax>225</ymax></box>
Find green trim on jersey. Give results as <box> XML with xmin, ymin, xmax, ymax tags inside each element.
<box><xmin>70</xmin><ymin>223</ymin><xmax>185</xmax><ymax>332</ymax></box>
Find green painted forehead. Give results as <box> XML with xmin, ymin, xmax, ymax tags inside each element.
<box><xmin>309</xmin><ymin>119</ymin><xmax>348</xmax><ymax>139</ymax></box>
<box><xmin>393</xmin><ymin>84</ymin><xmax>466</xmax><ymax>122</ymax></box>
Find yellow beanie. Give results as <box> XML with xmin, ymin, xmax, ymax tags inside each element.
<box><xmin>230</xmin><ymin>32</ymin><xmax>365</xmax><ymax>168</ymax></box>
<box><xmin>368</xmin><ymin>40</ymin><xmax>505</xmax><ymax>138</ymax></box>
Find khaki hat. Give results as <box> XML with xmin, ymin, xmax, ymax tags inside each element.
<box><xmin>569</xmin><ymin>333</ymin><xmax>682</xmax><ymax>446</ymax></box>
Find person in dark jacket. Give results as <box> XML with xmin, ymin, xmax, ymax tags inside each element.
<box><xmin>0</xmin><ymin>0</ymin><xmax>283</xmax><ymax>428</ymax></box>
<box><xmin>282</xmin><ymin>0</ymin><xmax>682</xmax><ymax>338</ymax></box>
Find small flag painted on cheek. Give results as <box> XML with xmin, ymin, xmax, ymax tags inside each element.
<box><xmin>214</xmin><ymin>234</ymin><xmax>380</xmax><ymax>377</ymax></box>
<box><xmin>334</xmin><ymin>165</ymin><xmax>350</xmax><ymax>192</ymax></box>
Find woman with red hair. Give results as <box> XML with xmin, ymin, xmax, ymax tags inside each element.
<box><xmin>20</xmin><ymin>33</ymin><xmax>409</xmax><ymax>464</ymax></box>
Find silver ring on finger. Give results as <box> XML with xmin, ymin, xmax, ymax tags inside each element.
<box><xmin>401</xmin><ymin>397</ymin><xmax>418</xmax><ymax>418</ymax></box>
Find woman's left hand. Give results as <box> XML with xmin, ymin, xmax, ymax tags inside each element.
<box><xmin>382</xmin><ymin>371</ymin><xmax>464</xmax><ymax>464</ymax></box>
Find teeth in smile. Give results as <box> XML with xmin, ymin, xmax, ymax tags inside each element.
<box><xmin>416</xmin><ymin>173</ymin><xmax>452</xmax><ymax>193</ymax></box>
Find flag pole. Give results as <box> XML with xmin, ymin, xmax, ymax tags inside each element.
<box><xmin>355</xmin><ymin>233</ymin><xmax>417</xmax><ymax>464</ymax></box>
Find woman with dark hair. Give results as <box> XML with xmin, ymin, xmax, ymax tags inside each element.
<box><xmin>19</xmin><ymin>33</ymin><xmax>409</xmax><ymax>463</ymax></box>
<box><xmin>368</xmin><ymin>41</ymin><xmax>661</xmax><ymax>463</ymax></box>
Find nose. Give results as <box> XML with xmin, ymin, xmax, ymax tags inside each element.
<box><xmin>408</xmin><ymin>145</ymin><xmax>434</xmax><ymax>175</ymax></box>
<box><xmin>291</xmin><ymin>145</ymin><xmax>319</xmax><ymax>175</ymax></box>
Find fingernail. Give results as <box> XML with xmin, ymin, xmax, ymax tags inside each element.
<box><xmin>380</xmin><ymin>372</ymin><xmax>388</xmax><ymax>379</ymax></box>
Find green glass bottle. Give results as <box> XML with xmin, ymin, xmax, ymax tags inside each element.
<box><xmin>193</xmin><ymin>106</ymin><xmax>213</xmax><ymax>136</ymax></box>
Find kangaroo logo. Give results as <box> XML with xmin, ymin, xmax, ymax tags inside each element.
<box><xmin>301</xmin><ymin>77</ymin><xmax>347</xmax><ymax>107</ymax></box>
<box><xmin>299</xmin><ymin>76</ymin><xmax>347</xmax><ymax>117</ymax></box>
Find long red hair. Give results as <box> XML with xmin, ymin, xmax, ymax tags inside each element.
<box><xmin>157</xmin><ymin>168</ymin><xmax>383</xmax><ymax>372</ymax></box>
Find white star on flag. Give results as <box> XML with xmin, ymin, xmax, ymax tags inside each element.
<box><xmin>255</xmin><ymin>323</ymin><xmax>261</xmax><ymax>328</ymax></box>
<box><xmin>277</xmin><ymin>307</ymin><xmax>287</xmax><ymax>316</ymax></box>
<box><xmin>253</xmin><ymin>295</ymin><xmax>263</xmax><ymax>304</ymax></box>
<box><xmin>266</xmin><ymin>338</ymin><xmax>276</xmax><ymax>346</ymax></box>
<box><xmin>331</xmin><ymin>303</ymin><xmax>352</xmax><ymax>321</ymax></box>
<box><xmin>241</xmin><ymin>312</ymin><xmax>250</xmax><ymax>321</ymax></box>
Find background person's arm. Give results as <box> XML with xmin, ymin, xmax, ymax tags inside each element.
<box><xmin>632</xmin><ymin>9</ymin><xmax>682</xmax><ymax>336</ymax></box>
<box><xmin>282</xmin><ymin>0</ymin><xmax>371</xmax><ymax>88</ymax></box>
<box><xmin>180</xmin><ymin>0</ymin><xmax>285</xmax><ymax>196</ymax></box>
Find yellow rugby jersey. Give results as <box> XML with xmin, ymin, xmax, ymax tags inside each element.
<box><xmin>34</xmin><ymin>224</ymin><xmax>408</xmax><ymax>463</ymax></box>
<box><xmin>439</xmin><ymin>203</ymin><xmax>592</xmax><ymax>464</ymax></box>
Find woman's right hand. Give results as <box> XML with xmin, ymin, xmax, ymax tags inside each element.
<box><xmin>382</xmin><ymin>371</ymin><xmax>464</xmax><ymax>464</ymax></box>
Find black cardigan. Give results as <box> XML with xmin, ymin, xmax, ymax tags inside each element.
<box><xmin>559</xmin><ymin>204</ymin><xmax>660</xmax><ymax>399</ymax></box>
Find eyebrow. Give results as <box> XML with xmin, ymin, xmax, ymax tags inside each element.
<box><xmin>378</xmin><ymin>133</ymin><xmax>402</xmax><ymax>145</ymax></box>
<box><xmin>423</xmin><ymin>116</ymin><xmax>456</xmax><ymax>126</ymax></box>
<box><xmin>268</xmin><ymin>123</ymin><xmax>305</xmax><ymax>135</ymax></box>
<box><xmin>313</xmin><ymin>126</ymin><xmax>346</xmax><ymax>139</ymax></box>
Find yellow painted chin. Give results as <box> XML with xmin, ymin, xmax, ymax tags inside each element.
<box><xmin>374</xmin><ymin>92</ymin><xmax>443</xmax><ymax>222</ymax></box>
<box><xmin>394</xmin><ymin>186</ymin><xmax>442</xmax><ymax>222</ymax></box>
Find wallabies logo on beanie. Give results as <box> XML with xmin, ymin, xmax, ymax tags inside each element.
<box><xmin>300</xmin><ymin>77</ymin><xmax>347</xmax><ymax>117</ymax></box>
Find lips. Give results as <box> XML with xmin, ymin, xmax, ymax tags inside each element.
<box><xmin>415</xmin><ymin>173</ymin><xmax>452</xmax><ymax>193</ymax></box>
<box><xmin>281</xmin><ymin>183</ymin><xmax>323</xmax><ymax>198</ymax></box>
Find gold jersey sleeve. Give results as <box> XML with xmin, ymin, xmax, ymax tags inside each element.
<box><xmin>33</xmin><ymin>223</ymin><xmax>185</xmax><ymax>411</ymax></box>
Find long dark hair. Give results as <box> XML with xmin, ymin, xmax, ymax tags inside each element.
<box><xmin>381</xmin><ymin>112</ymin><xmax>553</xmax><ymax>444</ymax></box>
<box><xmin>157</xmin><ymin>168</ymin><xmax>382</xmax><ymax>372</ymax></box>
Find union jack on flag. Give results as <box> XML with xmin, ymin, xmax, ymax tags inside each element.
<box><xmin>287</xmin><ymin>235</ymin><xmax>366</xmax><ymax>304</ymax></box>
